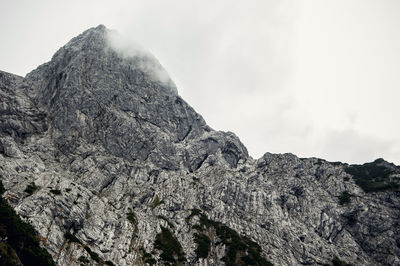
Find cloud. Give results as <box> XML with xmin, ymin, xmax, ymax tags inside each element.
<box><xmin>105</xmin><ymin>29</ymin><xmax>177</xmax><ymax>93</ymax></box>
<box><xmin>1</xmin><ymin>0</ymin><xmax>399</xmax><ymax>164</ymax></box>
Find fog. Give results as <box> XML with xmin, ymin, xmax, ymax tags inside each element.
<box><xmin>106</xmin><ymin>30</ymin><xmax>177</xmax><ymax>92</ymax></box>
<box><xmin>1</xmin><ymin>0</ymin><xmax>399</xmax><ymax>164</ymax></box>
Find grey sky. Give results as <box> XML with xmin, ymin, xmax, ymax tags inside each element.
<box><xmin>1</xmin><ymin>0</ymin><xmax>399</xmax><ymax>164</ymax></box>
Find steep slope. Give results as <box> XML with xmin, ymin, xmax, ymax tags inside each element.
<box><xmin>0</xmin><ymin>25</ymin><xmax>399</xmax><ymax>266</ymax></box>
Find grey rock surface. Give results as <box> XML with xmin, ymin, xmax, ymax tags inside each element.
<box><xmin>0</xmin><ymin>25</ymin><xmax>399</xmax><ymax>266</ymax></box>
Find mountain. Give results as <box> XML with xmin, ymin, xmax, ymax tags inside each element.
<box><xmin>0</xmin><ymin>25</ymin><xmax>399</xmax><ymax>266</ymax></box>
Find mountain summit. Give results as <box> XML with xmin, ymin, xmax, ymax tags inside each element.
<box><xmin>0</xmin><ymin>25</ymin><xmax>399</xmax><ymax>266</ymax></box>
<box><xmin>25</xmin><ymin>25</ymin><xmax>248</xmax><ymax>173</ymax></box>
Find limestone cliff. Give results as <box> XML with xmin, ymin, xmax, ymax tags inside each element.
<box><xmin>0</xmin><ymin>25</ymin><xmax>399</xmax><ymax>266</ymax></box>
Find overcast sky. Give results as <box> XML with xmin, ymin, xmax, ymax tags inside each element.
<box><xmin>1</xmin><ymin>0</ymin><xmax>399</xmax><ymax>164</ymax></box>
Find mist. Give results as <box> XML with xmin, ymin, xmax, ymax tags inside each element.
<box><xmin>106</xmin><ymin>29</ymin><xmax>177</xmax><ymax>93</ymax></box>
<box><xmin>0</xmin><ymin>0</ymin><xmax>399</xmax><ymax>164</ymax></box>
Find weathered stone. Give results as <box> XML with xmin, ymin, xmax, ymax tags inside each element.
<box><xmin>0</xmin><ymin>25</ymin><xmax>399</xmax><ymax>266</ymax></box>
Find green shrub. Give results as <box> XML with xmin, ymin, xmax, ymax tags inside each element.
<box><xmin>141</xmin><ymin>249</ymin><xmax>156</xmax><ymax>265</ymax></box>
<box><xmin>154</xmin><ymin>226</ymin><xmax>186</xmax><ymax>263</ymax></box>
<box><xmin>0</xmin><ymin>181</ymin><xmax>56</xmax><ymax>266</ymax></box>
<box><xmin>65</xmin><ymin>232</ymin><xmax>82</xmax><ymax>244</ymax></box>
<box><xmin>189</xmin><ymin>209</ymin><xmax>273</xmax><ymax>265</ymax></box>
<box><xmin>187</xmin><ymin>208</ymin><xmax>202</xmax><ymax>221</ymax></box>
<box><xmin>338</xmin><ymin>191</ymin><xmax>351</xmax><ymax>205</ymax></box>
<box><xmin>0</xmin><ymin>181</ymin><xmax>5</xmax><ymax>195</ymax></box>
<box><xmin>127</xmin><ymin>209</ymin><xmax>137</xmax><ymax>225</ymax></box>
<box><xmin>332</xmin><ymin>256</ymin><xmax>353</xmax><ymax>266</ymax></box>
<box><xmin>105</xmin><ymin>260</ymin><xmax>116</xmax><ymax>266</ymax></box>
<box><xmin>78</xmin><ymin>256</ymin><xmax>89</xmax><ymax>263</ymax></box>
<box><xmin>192</xmin><ymin>224</ymin><xmax>203</xmax><ymax>231</ymax></box>
<box><xmin>50</xmin><ymin>189</ymin><xmax>62</xmax><ymax>195</ymax></box>
<box><xmin>24</xmin><ymin>182</ymin><xmax>38</xmax><ymax>196</ymax></box>
<box><xmin>0</xmin><ymin>242</ymin><xmax>22</xmax><ymax>266</ymax></box>
<box><xmin>345</xmin><ymin>159</ymin><xmax>400</xmax><ymax>193</ymax></box>
<box><xmin>84</xmin><ymin>246</ymin><xmax>101</xmax><ymax>263</ymax></box>
<box><xmin>185</xmin><ymin>208</ymin><xmax>202</xmax><ymax>223</ymax></box>
<box><xmin>152</xmin><ymin>195</ymin><xmax>161</xmax><ymax>209</ymax></box>
<box><xmin>194</xmin><ymin>233</ymin><xmax>211</xmax><ymax>259</ymax></box>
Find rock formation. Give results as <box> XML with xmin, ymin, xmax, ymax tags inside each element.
<box><xmin>0</xmin><ymin>25</ymin><xmax>399</xmax><ymax>266</ymax></box>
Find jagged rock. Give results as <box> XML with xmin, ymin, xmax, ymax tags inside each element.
<box><xmin>0</xmin><ymin>136</ymin><xmax>22</xmax><ymax>158</ymax></box>
<box><xmin>0</xmin><ymin>25</ymin><xmax>399</xmax><ymax>266</ymax></box>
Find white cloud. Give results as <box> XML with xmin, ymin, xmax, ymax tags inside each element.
<box><xmin>0</xmin><ymin>0</ymin><xmax>399</xmax><ymax>164</ymax></box>
<box><xmin>106</xmin><ymin>30</ymin><xmax>177</xmax><ymax>92</ymax></box>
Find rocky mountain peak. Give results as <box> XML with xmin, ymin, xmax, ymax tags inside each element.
<box><xmin>26</xmin><ymin>24</ymin><xmax>177</xmax><ymax>99</ymax></box>
<box><xmin>0</xmin><ymin>26</ymin><xmax>399</xmax><ymax>266</ymax></box>
<box><xmin>22</xmin><ymin>25</ymin><xmax>248</xmax><ymax>172</ymax></box>
<box><xmin>62</xmin><ymin>24</ymin><xmax>108</xmax><ymax>50</ymax></box>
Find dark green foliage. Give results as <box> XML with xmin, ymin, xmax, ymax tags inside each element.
<box><xmin>214</xmin><ymin>221</ymin><xmax>272</xmax><ymax>266</ymax></box>
<box><xmin>144</xmin><ymin>258</ymin><xmax>157</xmax><ymax>265</ymax></box>
<box><xmin>192</xmin><ymin>224</ymin><xmax>203</xmax><ymax>231</ymax></box>
<box><xmin>188</xmin><ymin>208</ymin><xmax>202</xmax><ymax>220</ymax></box>
<box><xmin>0</xmin><ymin>242</ymin><xmax>22</xmax><ymax>266</ymax></box>
<box><xmin>78</xmin><ymin>256</ymin><xmax>89</xmax><ymax>263</ymax></box>
<box><xmin>185</xmin><ymin>208</ymin><xmax>202</xmax><ymax>223</ymax></box>
<box><xmin>24</xmin><ymin>182</ymin><xmax>38</xmax><ymax>196</ymax></box>
<box><xmin>0</xmin><ymin>181</ymin><xmax>5</xmax><ymax>195</ymax></box>
<box><xmin>193</xmin><ymin>233</ymin><xmax>211</xmax><ymax>259</ymax></box>
<box><xmin>189</xmin><ymin>209</ymin><xmax>272</xmax><ymax>265</ymax></box>
<box><xmin>199</xmin><ymin>213</ymin><xmax>213</xmax><ymax>229</ymax></box>
<box><xmin>338</xmin><ymin>191</ymin><xmax>351</xmax><ymax>205</ymax></box>
<box><xmin>154</xmin><ymin>226</ymin><xmax>186</xmax><ymax>264</ymax></box>
<box><xmin>105</xmin><ymin>260</ymin><xmax>116</xmax><ymax>266</ymax></box>
<box><xmin>141</xmin><ymin>248</ymin><xmax>156</xmax><ymax>265</ymax></box>
<box><xmin>332</xmin><ymin>256</ymin><xmax>353</xmax><ymax>266</ymax></box>
<box><xmin>65</xmin><ymin>232</ymin><xmax>82</xmax><ymax>244</ymax></box>
<box><xmin>127</xmin><ymin>209</ymin><xmax>137</xmax><ymax>225</ymax></box>
<box><xmin>84</xmin><ymin>246</ymin><xmax>101</xmax><ymax>263</ymax></box>
<box><xmin>50</xmin><ymin>189</ymin><xmax>62</xmax><ymax>195</ymax></box>
<box><xmin>0</xmin><ymin>181</ymin><xmax>56</xmax><ymax>266</ymax></box>
<box><xmin>152</xmin><ymin>195</ymin><xmax>161</xmax><ymax>209</ymax></box>
<box><xmin>127</xmin><ymin>209</ymin><xmax>139</xmax><ymax>252</ymax></box>
<box><xmin>343</xmin><ymin>211</ymin><xmax>358</xmax><ymax>226</ymax></box>
<box><xmin>345</xmin><ymin>159</ymin><xmax>400</xmax><ymax>192</ymax></box>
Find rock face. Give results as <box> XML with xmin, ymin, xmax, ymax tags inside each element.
<box><xmin>0</xmin><ymin>25</ymin><xmax>399</xmax><ymax>266</ymax></box>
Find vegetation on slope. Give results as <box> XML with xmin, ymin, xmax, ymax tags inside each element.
<box><xmin>140</xmin><ymin>247</ymin><xmax>156</xmax><ymax>265</ymax></box>
<box><xmin>331</xmin><ymin>256</ymin><xmax>353</xmax><ymax>266</ymax></box>
<box><xmin>64</xmin><ymin>231</ymin><xmax>116</xmax><ymax>266</ymax></box>
<box><xmin>24</xmin><ymin>182</ymin><xmax>38</xmax><ymax>196</ymax></box>
<box><xmin>0</xmin><ymin>181</ymin><xmax>56</xmax><ymax>266</ymax></box>
<box><xmin>154</xmin><ymin>226</ymin><xmax>186</xmax><ymax>264</ymax></box>
<box><xmin>187</xmin><ymin>209</ymin><xmax>273</xmax><ymax>266</ymax></box>
<box><xmin>193</xmin><ymin>232</ymin><xmax>211</xmax><ymax>259</ymax></box>
<box><xmin>127</xmin><ymin>209</ymin><xmax>137</xmax><ymax>226</ymax></box>
<box><xmin>345</xmin><ymin>158</ymin><xmax>400</xmax><ymax>193</ymax></box>
<box><xmin>338</xmin><ymin>191</ymin><xmax>352</xmax><ymax>205</ymax></box>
